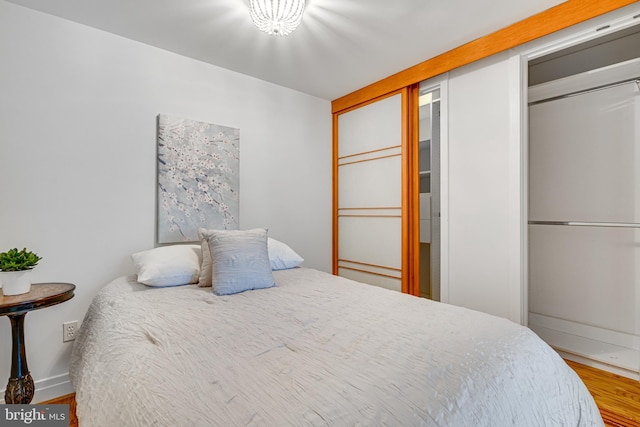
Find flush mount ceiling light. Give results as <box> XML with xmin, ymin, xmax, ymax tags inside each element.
<box><xmin>249</xmin><ymin>0</ymin><xmax>306</xmax><ymax>36</ymax></box>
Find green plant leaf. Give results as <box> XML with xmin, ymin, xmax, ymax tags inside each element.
<box><xmin>0</xmin><ymin>248</ymin><xmax>42</xmax><ymax>271</ymax></box>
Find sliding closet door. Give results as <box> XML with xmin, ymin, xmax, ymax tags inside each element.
<box><xmin>335</xmin><ymin>91</ymin><xmax>406</xmax><ymax>292</ymax></box>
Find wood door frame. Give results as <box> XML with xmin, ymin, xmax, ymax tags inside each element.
<box><xmin>333</xmin><ymin>89</ymin><xmax>411</xmax><ymax>293</ymax></box>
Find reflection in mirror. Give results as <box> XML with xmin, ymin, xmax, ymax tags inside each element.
<box><xmin>418</xmin><ymin>86</ymin><xmax>440</xmax><ymax>300</ymax></box>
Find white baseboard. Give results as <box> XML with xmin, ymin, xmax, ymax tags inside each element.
<box><xmin>0</xmin><ymin>372</ymin><xmax>74</xmax><ymax>404</ymax></box>
<box><xmin>560</xmin><ymin>351</ymin><xmax>640</xmax><ymax>381</ymax></box>
<box><xmin>529</xmin><ymin>313</ymin><xmax>640</xmax><ymax>380</ymax></box>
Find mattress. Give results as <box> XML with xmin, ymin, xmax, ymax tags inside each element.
<box><xmin>70</xmin><ymin>268</ymin><xmax>603</xmax><ymax>426</ymax></box>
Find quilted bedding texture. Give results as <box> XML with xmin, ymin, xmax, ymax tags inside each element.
<box><xmin>70</xmin><ymin>268</ymin><xmax>603</xmax><ymax>426</ymax></box>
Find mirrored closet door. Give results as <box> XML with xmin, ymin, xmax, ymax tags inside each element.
<box><xmin>417</xmin><ymin>84</ymin><xmax>441</xmax><ymax>301</ymax></box>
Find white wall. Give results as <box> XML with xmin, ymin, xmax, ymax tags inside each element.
<box><xmin>0</xmin><ymin>1</ymin><xmax>332</xmax><ymax>401</ymax></box>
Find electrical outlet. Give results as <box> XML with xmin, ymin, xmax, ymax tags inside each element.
<box><xmin>63</xmin><ymin>321</ymin><xmax>78</xmax><ymax>342</ymax></box>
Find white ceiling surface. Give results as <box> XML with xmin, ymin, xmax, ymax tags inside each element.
<box><xmin>6</xmin><ymin>0</ymin><xmax>566</xmax><ymax>100</ymax></box>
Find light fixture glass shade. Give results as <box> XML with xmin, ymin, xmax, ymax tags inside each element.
<box><xmin>249</xmin><ymin>0</ymin><xmax>306</xmax><ymax>36</ymax></box>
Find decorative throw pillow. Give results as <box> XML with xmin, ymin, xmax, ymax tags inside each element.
<box><xmin>207</xmin><ymin>228</ymin><xmax>275</xmax><ymax>295</ymax></box>
<box><xmin>267</xmin><ymin>238</ymin><xmax>304</xmax><ymax>270</ymax></box>
<box><xmin>197</xmin><ymin>228</ymin><xmax>213</xmax><ymax>287</ymax></box>
<box><xmin>198</xmin><ymin>229</ymin><xmax>304</xmax><ymax>286</ymax></box>
<box><xmin>131</xmin><ymin>244</ymin><xmax>201</xmax><ymax>287</ymax></box>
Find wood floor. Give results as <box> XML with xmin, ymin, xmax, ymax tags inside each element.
<box><xmin>40</xmin><ymin>393</ymin><xmax>78</xmax><ymax>427</ymax></box>
<box><xmin>565</xmin><ymin>360</ymin><xmax>640</xmax><ymax>427</ymax></box>
<box><xmin>39</xmin><ymin>361</ymin><xmax>640</xmax><ymax>427</ymax></box>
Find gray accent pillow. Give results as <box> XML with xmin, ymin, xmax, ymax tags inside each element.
<box><xmin>198</xmin><ymin>229</ymin><xmax>304</xmax><ymax>286</ymax></box>
<box><xmin>207</xmin><ymin>228</ymin><xmax>275</xmax><ymax>295</ymax></box>
<box><xmin>197</xmin><ymin>228</ymin><xmax>213</xmax><ymax>287</ymax></box>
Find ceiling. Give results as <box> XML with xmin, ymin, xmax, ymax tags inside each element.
<box><xmin>6</xmin><ymin>0</ymin><xmax>566</xmax><ymax>100</ymax></box>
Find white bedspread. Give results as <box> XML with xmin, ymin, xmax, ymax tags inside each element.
<box><xmin>70</xmin><ymin>268</ymin><xmax>603</xmax><ymax>426</ymax></box>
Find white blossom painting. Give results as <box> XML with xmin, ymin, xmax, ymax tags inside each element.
<box><xmin>157</xmin><ymin>114</ymin><xmax>239</xmax><ymax>243</ymax></box>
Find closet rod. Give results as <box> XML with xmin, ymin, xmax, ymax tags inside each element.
<box><xmin>528</xmin><ymin>77</ymin><xmax>640</xmax><ymax>106</ymax></box>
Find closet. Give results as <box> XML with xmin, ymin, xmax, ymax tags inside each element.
<box><xmin>527</xmin><ymin>25</ymin><xmax>640</xmax><ymax>377</ymax></box>
<box><xmin>331</xmin><ymin>0</ymin><xmax>637</xmax><ymax>319</ymax></box>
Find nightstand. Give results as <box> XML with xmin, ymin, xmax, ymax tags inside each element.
<box><xmin>0</xmin><ymin>283</ymin><xmax>75</xmax><ymax>404</ymax></box>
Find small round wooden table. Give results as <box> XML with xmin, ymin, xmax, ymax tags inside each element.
<box><xmin>0</xmin><ymin>283</ymin><xmax>75</xmax><ymax>404</ymax></box>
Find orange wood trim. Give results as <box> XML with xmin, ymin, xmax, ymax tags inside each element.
<box><xmin>331</xmin><ymin>0</ymin><xmax>639</xmax><ymax>113</ymax></box>
<box><xmin>400</xmin><ymin>87</ymin><xmax>410</xmax><ymax>294</ymax></box>
<box><xmin>407</xmin><ymin>84</ymin><xmax>421</xmax><ymax>297</ymax></box>
<box><xmin>338</xmin><ymin>152</ymin><xmax>401</xmax><ymax>167</ymax></box>
<box><xmin>338</xmin><ymin>214</ymin><xmax>402</xmax><ymax>218</ymax></box>
<box><xmin>338</xmin><ymin>259</ymin><xmax>402</xmax><ymax>272</ymax></box>
<box><xmin>338</xmin><ymin>145</ymin><xmax>402</xmax><ymax>160</ymax></box>
<box><xmin>332</xmin><ymin>113</ymin><xmax>339</xmax><ymax>276</ymax></box>
<box><xmin>339</xmin><ymin>206</ymin><xmax>401</xmax><ymax>210</ymax></box>
<box><xmin>338</xmin><ymin>266</ymin><xmax>402</xmax><ymax>280</ymax></box>
<box><xmin>336</xmin><ymin>89</ymin><xmax>406</xmax><ymax>116</ymax></box>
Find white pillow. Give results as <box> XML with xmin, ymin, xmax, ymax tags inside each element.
<box><xmin>131</xmin><ymin>244</ymin><xmax>201</xmax><ymax>287</ymax></box>
<box><xmin>268</xmin><ymin>238</ymin><xmax>304</xmax><ymax>270</ymax></box>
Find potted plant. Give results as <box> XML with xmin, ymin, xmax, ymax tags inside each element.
<box><xmin>0</xmin><ymin>248</ymin><xmax>42</xmax><ymax>295</ymax></box>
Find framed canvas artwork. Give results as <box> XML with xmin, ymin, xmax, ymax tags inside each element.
<box><xmin>157</xmin><ymin>114</ymin><xmax>239</xmax><ymax>243</ymax></box>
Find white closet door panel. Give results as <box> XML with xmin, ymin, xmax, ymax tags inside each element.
<box><xmin>338</xmin><ymin>156</ymin><xmax>401</xmax><ymax>208</ymax></box>
<box><xmin>338</xmin><ymin>216</ymin><xmax>402</xmax><ymax>268</ymax></box>
<box><xmin>338</xmin><ymin>94</ymin><xmax>402</xmax><ymax>157</ymax></box>
<box><xmin>529</xmin><ymin>224</ymin><xmax>639</xmax><ymax>335</ymax></box>
<box><xmin>338</xmin><ymin>268</ymin><xmax>401</xmax><ymax>292</ymax></box>
<box><xmin>529</xmin><ymin>83</ymin><xmax>640</xmax><ymax>223</ymax></box>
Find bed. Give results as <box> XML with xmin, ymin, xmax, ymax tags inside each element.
<box><xmin>70</xmin><ymin>265</ymin><xmax>603</xmax><ymax>426</ymax></box>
